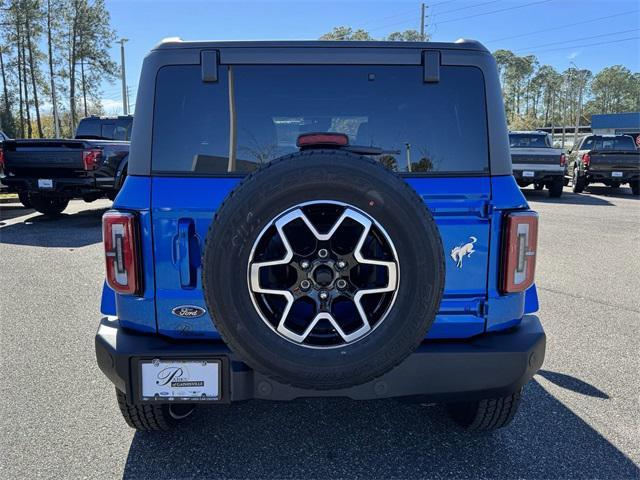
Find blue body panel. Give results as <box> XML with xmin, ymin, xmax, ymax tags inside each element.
<box><xmin>105</xmin><ymin>173</ymin><xmax>533</xmax><ymax>340</ymax></box>
<box><xmin>110</xmin><ymin>176</ymin><xmax>157</xmax><ymax>333</ymax></box>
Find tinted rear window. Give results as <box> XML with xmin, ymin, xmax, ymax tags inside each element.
<box><xmin>152</xmin><ymin>64</ymin><xmax>489</xmax><ymax>174</ymax></box>
<box><xmin>582</xmin><ymin>136</ymin><xmax>637</xmax><ymax>152</ymax></box>
<box><xmin>509</xmin><ymin>134</ymin><xmax>549</xmax><ymax>148</ymax></box>
<box><xmin>75</xmin><ymin>117</ymin><xmax>132</xmax><ymax>140</ymax></box>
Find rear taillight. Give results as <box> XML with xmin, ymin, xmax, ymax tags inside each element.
<box><xmin>501</xmin><ymin>211</ymin><xmax>538</xmax><ymax>293</ymax></box>
<box><xmin>103</xmin><ymin>211</ymin><xmax>141</xmax><ymax>295</ymax></box>
<box><xmin>582</xmin><ymin>152</ymin><xmax>590</xmax><ymax>167</ymax></box>
<box><xmin>560</xmin><ymin>153</ymin><xmax>566</xmax><ymax>166</ymax></box>
<box><xmin>83</xmin><ymin>148</ymin><xmax>102</xmax><ymax>170</ymax></box>
<box><xmin>0</xmin><ymin>147</ymin><xmax>5</xmax><ymax>170</ymax></box>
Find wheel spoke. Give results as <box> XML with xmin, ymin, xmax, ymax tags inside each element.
<box><xmin>248</xmin><ymin>202</ymin><xmax>399</xmax><ymax>348</ymax></box>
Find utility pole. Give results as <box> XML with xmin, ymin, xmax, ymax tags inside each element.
<box><xmin>118</xmin><ymin>38</ymin><xmax>129</xmax><ymax>115</ymax></box>
<box><xmin>126</xmin><ymin>86</ymin><xmax>131</xmax><ymax>114</ymax></box>
<box><xmin>420</xmin><ymin>3</ymin><xmax>427</xmax><ymax>41</ymax></box>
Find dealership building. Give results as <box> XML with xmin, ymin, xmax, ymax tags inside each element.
<box><xmin>591</xmin><ymin>112</ymin><xmax>640</xmax><ymax>145</ymax></box>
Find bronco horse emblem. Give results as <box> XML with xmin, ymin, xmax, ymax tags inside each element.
<box><xmin>450</xmin><ymin>236</ymin><xmax>477</xmax><ymax>268</ymax></box>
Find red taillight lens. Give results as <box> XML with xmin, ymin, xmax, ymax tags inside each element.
<box><xmin>83</xmin><ymin>148</ymin><xmax>102</xmax><ymax>170</ymax></box>
<box><xmin>501</xmin><ymin>211</ymin><xmax>538</xmax><ymax>293</ymax></box>
<box><xmin>560</xmin><ymin>153</ymin><xmax>566</xmax><ymax>166</ymax></box>
<box><xmin>103</xmin><ymin>211</ymin><xmax>141</xmax><ymax>295</ymax></box>
<box><xmin>582</xmin><ymin>152</ymin><xmax>590</xmax><ymax>167</ymax></box>
<box><xmin>0</xmin><ymin>148</ymin><xmax>4</xmax><ymax>170</ymax></box>
<box><xmin>297</xmin><ymin>132</ymin><xmax>349</xmax><ymax>148</ymax></box>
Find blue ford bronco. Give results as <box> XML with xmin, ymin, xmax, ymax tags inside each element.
<box><xmin>95</xmin><ymin>39</ymin><xmax>545</xmax><ymax>432</ymax></box>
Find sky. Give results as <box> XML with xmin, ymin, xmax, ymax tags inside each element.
<box><xmin>100</xmin><ymin>0</ymin><xmax>640</xmax><ymax>115</ymax></box>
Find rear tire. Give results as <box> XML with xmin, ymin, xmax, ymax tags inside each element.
<box><xmin>548</xmin><ymin>177</ymin><xmax>563</xmax><ymax>198</ymax></box>
<box><xmin>631</xmin><ymin>181</ymin><xmax>640</xmax><ymax>196</ymax></box>
<box><xmin>116</xmin><ymin>389</ymin><xmax>195</xmax><ymax>431</ymax></box>
<box><xmin>533</xmin><ymin>182</ymin><xmax>544</xmax><ymax>191</ymax></box>
<box><xmin>572</xmin><ymin>168</ymin><xmax>585</xmax><ymax>193</ymax></box>
<box><xmin>446</xmin><ymin>389</ymin><xmax>522</xmax><ymax>431</ymax></box>
<box><xmin>29</xmin><ymin>194</ymin><xmax>69</xmax><ymax>216</ymax></box>
<box><xmin>18</xmin><ymin>191</ymin><xmax>32</xmax><ymax>209</ymax></box>
<box><xmin>202</xmin><ymin>150</ymin><xmax>445</xmax><ymax>390</ymax></box>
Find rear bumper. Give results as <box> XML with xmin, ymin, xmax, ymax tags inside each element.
<box><xmin>585</xmin><ymin>171</ymin><xmax>640</xmax><ymax>183</ymax></box>
<box><xmin>95</xmin><ymin>315</ymin><xmax>546</xmax><ymax>404</ymax></box>
<box><xmin>513</xmin><ymin>168</ymin><xmax>564</xmax><ymax>183</ymax></box>
<box><xmin>1</xmin><ymin>176</ymin><xmax>110</xmax><ymax>196</ymax></box>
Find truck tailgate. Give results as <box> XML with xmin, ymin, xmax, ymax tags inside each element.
<box><xmin>3</xmin><ymin>140</ymin><xmax>87</xmax><ymax>172</ymax></box>
<box><xmin>589</xmin><ymin>151</ymin><xmax>640</xmax><ymax>172</ymax></box>
<box><xmin>511</xmin><ymin>148</ymin><xmax>561</xmax><ymax>167</ymax></box>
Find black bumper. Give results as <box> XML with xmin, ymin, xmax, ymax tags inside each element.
<box><xmin>2</xmin><ymin>176</ymin><xmax>110</xmax><ymax>196</ymax></box>
<box><xmin>95</xmin><ymin>315</ymin><xmax>545</xmax><ymax>404</ymax></box>
<box><xmin>585</xmin><ymin>171</ymin><xmax>640</xmax><ymax>183</ymax></box>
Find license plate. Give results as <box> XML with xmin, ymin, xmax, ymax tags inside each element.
<box><xmin>38</xmin><ymin>179</ymin><xmax>53</xmax><ymax>189</ymax></box>
<box><xmin>140</xmin><ymin>359</ymin><xmax>220</xmax><ymax>401</ymax></box>
<box><xmin>522</xmin><ymin>171</ymin><xmax>535</xmax><ymax>178</ymax></box>
<box><xmin>612</xmin><ymin>171</ymin><xmax>623</xmax><ymax>177</ymax></box>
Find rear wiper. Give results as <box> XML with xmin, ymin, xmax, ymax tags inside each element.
<box><xmin>344</xmin><ymin>145</ymin><xmax>400</xmax><ymax>156</ymax></box>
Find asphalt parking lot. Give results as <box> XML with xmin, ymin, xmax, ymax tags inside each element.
<box><xmin>1</xmin><ymin>186</ymin><xmax>638</xmax><ymax>479</ymax></box>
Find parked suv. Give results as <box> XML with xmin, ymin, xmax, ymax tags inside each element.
<box><xmin>95</xmin><ymin>39</ymin><xmax>545</xmax><ymax>432</ymax></box>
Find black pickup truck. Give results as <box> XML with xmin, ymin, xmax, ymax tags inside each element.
<box><xmin>0</xmin><ymin>115</ymin><xmax>132</xmax><ymax>215</ymax></box>
<box><xmin>568</xmin><ymin>134</ymin><xmax>640</xmax><ymax>195</ymax></box>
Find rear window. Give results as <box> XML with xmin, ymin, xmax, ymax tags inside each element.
<box><xmin>152</xmin><ymin>64</ymin><xmax>489</xmax><ymax>174</ymax></box>
<box><xmin>75</xmin><ymin>117</ymin><xmax>132</xmax><ymax>140</ymax></box>
<box><xmin>582</xmin><ymin>136</ymin><xmax>637</xmax><ymax>152</ymax></box>
<box><xmin>509</xmin><ymin>134</ymin><xmax>549</xmax><ymax>148</ymax></box>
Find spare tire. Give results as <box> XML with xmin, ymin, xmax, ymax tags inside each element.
<box><xmin>202</xmin><ymin>150</ymin><xmax>444</xmax><ymax>390</ymax></box>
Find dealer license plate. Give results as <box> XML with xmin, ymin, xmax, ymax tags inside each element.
<box><xmin>522</xmin><ymin>171</ymin><xmax>535</xmax><ymax>178</ymax></box>
<box><xmin>38</xmin><ymin>179</ymin><xmax>53</xmax><ymax>189</ymax></box>
<box><xmin>140</xmin><ymin>359</ymin><xmax>220</xmax><ymax>401</ymax></box>
<box><xmin>612</xmin><ymin>171</ymin><xmax>623</xmax><ymax>178</ymax></box>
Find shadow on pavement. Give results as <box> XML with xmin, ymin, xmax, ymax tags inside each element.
<box><xmin>123</xmin><ymin>380</ymin><xmax>638</xmax><ymax>479</ymax></box>
<box><xmin>0</xmin><ymin>204</ymin><xmax>107</xmax><ymax>247</ymax></box>
<box><xmin>584</xmin><ymin>185</ymin><xmax>639</xmax><ymax>199</ymax></box>
<box><xmin>522</xmin><ymin>188</ymin><xmax>615</xmax><ymax>206</ymax></box>
<box><xmin>537</xmin><ymin>370</ymin><xmax>609</xmax><ymax>399</ymax></box>
<box><xmin>0</xmin><ymin>204</ymin><xmax>34</xmax><ymax>222</ymax></box>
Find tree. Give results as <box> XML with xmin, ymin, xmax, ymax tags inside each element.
<box><xmin>46</xmin><ymin>0</ymin><xmax>62</xmax><ymax>136</ymax></box>
<box><xmin>319</xmin><ymin>26</ymin><xmax>373</xmax><ymax>41</ymax></box>
<box><xmin>585</xmin><ymin>65</ymin><xmax>639</xmax><ymax>115</ymax></box>
<box><xmin>23</xmin><ymin>0</ymin><xmax>45</xmax><ymax>137</ymax></box>
<box><xmin>320</xmin><ymin>27</ymin><xmax>428</xmax><ymax>42</ymax></box>
<box><xmin>61</xmin><ymin>0</ymin><xmax>118</xmax><ymax>132</ymax></box>
<box><xmin>386</xmin><ymin>30</ymin><xmax>425</xmax><ymax>42</ymax></box>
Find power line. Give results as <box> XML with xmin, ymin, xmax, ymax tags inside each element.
<box><xmin>486</xmin><ymin>9</ymin><xmax>638</xmax><ymax>43</ymax></box>
<box><xmin>514</xmin><ymin>28</ymin><xmax>639</xmax><ymax>52</ymax></box>
<box><xmin>358</xmin><ymin>6</ymin><xmax>420</xmax><ymax>30</ymax></box>
<box><xmin>433</xmin><ymin>0</ymin><xmax>500</xmax><ymax>17</ymax></box>
<box><xmin>430</xmin><ymin>0</ymin><xmax>458</xmax><ymax>7</ymax></box>
<box><xmin>431</xmin><ymin>0</ymin><xmax>553</xmax><ymax>27</ymax></box>
<box><xmin>523</xmin><ymin>36</ymin><xmax>639</xmax><ymax>55</ymax></box>
<box><xmin>368</xmin><ymin>0</ymin><xmax>501</xmax><ymax>32</ymax></box>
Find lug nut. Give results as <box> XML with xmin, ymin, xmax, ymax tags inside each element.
<box><xmin>336</xmin><ymin>279</ymin><xmax>347</xmax><ymax>290</ymax></box>
<box><xmin>336</xmin><ymin>260</ymin><xmax>347</xmax><ymax>270</ymax></box>
<box><xmin>319</xmin><ymin>291</ymin><xmax>329</xmax><ymax>301</ymax></box>
<box><xmin>318</xmin><ymin>248</ymin><xmax>328</xmax><ymax>259</ymax></box>
<box><xmin>300</xmin><ymin>280</ymin><xmax>311</xmax><ymax>291</ymax></box>
<box><xmin>300</xmin><ymin>260</ymin><xmax>310</xmax><ymax>269</ymax></box>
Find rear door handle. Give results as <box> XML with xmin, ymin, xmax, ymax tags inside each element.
<box><xmin>176</xmin><ymin>218</ymin><xmax>199</xmax><ymax>288</ymax></box>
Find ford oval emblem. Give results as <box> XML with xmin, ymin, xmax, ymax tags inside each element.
<box><xmin>171</xmin><ymin>305</ymin><xmax>206</xmax><ymax>318</ymax></box>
